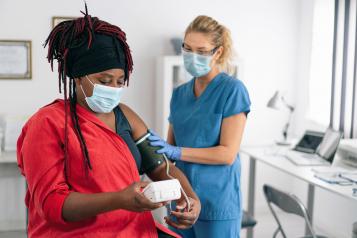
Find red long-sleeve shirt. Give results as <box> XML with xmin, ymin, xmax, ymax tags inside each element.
<box><xmin>17</xmin><ymin>100</ymin><xmax>170</xmax><ymax>237</ymax></box>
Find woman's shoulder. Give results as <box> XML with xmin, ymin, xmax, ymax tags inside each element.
<box><xmin>34</xmin><ymin>99</ymin><xmax>65</xmax><ymax>120</ymax></box>
<box><xmin>22</xmin><ymin>99</ymin><xmax>65</xmax><ymax>132</ymax></box>
<box><xmin>118</xmin><ymin>103</ymin><xmax>138</xmax><ymax>120</ymax></box>
<box><xmin>118</xmin><ymin>103</ymin><xmax>147</xmax><ymax>139</ymax></box>
<box><xmin>30</xmin><ymin>99</ymin><xmax>63</xmax><ymax>117</ymax></box>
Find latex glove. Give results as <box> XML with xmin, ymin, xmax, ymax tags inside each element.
<box><xmin>148</xmin><ymin>129</ymin><xmax>182</xmax><ymax>161</ymax></box>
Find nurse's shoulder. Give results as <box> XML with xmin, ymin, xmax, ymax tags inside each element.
<box><xmin>171</xmin><ymin>79</ymin><xmax>194</xmax><ymax>101</ymax></box>
<box><xmin>220</xmin><ymin>73</ymin><xmax>251</xmax><ymax>117</ymax></box>
<box><xmin>220</xmin><ymin>73</ymin><xmax>249</xmax><ymax>97</ymax></box>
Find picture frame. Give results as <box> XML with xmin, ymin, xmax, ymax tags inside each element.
<box><xmin>0</xmin><ymin>40</ymin><xmax>32</xmax><ymax>79</ymax></box>
<box><xmin>52</xmin><ymin>16</ymin><xmax>76</xmax><ymax>29</ymax></box>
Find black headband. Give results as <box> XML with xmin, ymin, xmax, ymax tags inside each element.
<box><xmin>66</xmin><ymin>33</ymin><xmax>126</xmax><ymax>78</ymax></box>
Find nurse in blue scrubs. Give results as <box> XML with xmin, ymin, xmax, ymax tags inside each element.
<box><xmin>149</xmin><ymin>15</ymin><xmax>251</xmax><ymax>238</ymax></box>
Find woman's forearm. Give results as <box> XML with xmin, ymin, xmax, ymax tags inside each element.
<box><xmin>168</xmin><ymin>165</ymin><xmax>199</xmax><ymax>201</ymax></box>
<box><xmin>62</xmin><ymin>191</ymin><xmax>124</xmax><ymax>222</ymax></box>
<box><xmin>148</xmin><ymin>162</ymin><xmax>199</xmax><ymax>201</ymax></box>
<box><xmin>62</xmin><ymin>181</ymin><xmax>162</xmax><ymax>222</ymax></box>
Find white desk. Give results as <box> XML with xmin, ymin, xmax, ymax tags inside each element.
<box><xmin>241</xmin><ymin>145</ymin><xmax>357</xmax><ymax>238</ymax></box>
<box><xmin>0</xmin><ymin>151</ymin><xmax>26</xmax><ymax>230</ymax></box>
<box><xmin>0</xmin><ymin>151</ymin><xmax>17</xmax><ymax>164</ymax></box>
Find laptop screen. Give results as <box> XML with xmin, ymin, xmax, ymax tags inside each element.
<box><xmin>294</xmin><ymin>131</ymin><xmax>324</xmax><ymax>153</ymax></box>
<box><xmin>316</xmin><ymin>128</ymin><xmax>343</xmax><ymax>162</ymax></box>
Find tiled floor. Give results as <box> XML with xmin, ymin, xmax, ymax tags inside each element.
<box><xmin>0</xmin><ymin>212</ymin><xmax>334</xmax><ymax>238</ymax></box>
<box><xmin>241</xmin><ymin>211</ymin><xmax>334</xmax><ymax>238</ymax></box>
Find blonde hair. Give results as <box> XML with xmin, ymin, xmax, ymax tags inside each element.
<box><xmin>185</xmin><ymin>15</ymin><xmax>235</xmax><ymax>74</ymax></box>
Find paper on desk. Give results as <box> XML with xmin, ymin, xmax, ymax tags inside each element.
<box><xmin>314</xmin><ymin>172</ymin><xmax>352</xmax><ymax>184</ymax></box>
<box><xmin>311</xmin><ymin>167</ymin><xmax>353</xmax><ymax>174</ymax></box>
<box><xmin>340</xmin><ymin>173</ymin><xmax>357</xmax><ymax>183</ymax></box>
<box><xmin>312</xmin><ymin>166</ymin><xmax>357</xmax><ymax>184</ymax></box>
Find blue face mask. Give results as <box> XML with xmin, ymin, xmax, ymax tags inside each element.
<box><xmin>80</xmin><ymin>76</ymin><xmax>123</xmax><ymax>113</ymax></box>
<box><xmin>183</xmin><ymin>51</ymin><xmax>213</xmax><ymax>77</ymax></box>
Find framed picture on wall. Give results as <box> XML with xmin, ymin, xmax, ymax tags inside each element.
<box><xmin>52</xmin><ymin>16</ymin><xmax>76</xmax><ymax>28</ymax></box>
<box><xmin>0</xmin><ymin>40</ymin><xmax>32</xmax><ymax>79</ymax></box>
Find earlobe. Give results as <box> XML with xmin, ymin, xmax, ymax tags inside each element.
<box><xmin>217</xmin><ymin>46</ymin><xmax>224</xmax><ymax>58</ymax></box>
<box><xmin>74</xmin><ymin>77</ymin><xmax>79</xmax><ymax>84</ymax></box>
<box><xmin>74</xmin><ymin>77</ymin><xmax>82</xmax><ymax>87</ymax></box>
<box><xmin>213</xmin><ymin>46</ymin><xmax>224</xmax><ymax>63</ymax></box>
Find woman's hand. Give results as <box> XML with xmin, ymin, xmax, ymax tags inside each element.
<box><xmin>118</xmin><ymin>181</ymin><xmax>165</xmax><ymax>212</ymax></box>
<box><xmin>165</xmin><ymin>197</ymin><xmax>201</xmax><ymax>229</ymax></box>
<box><xmin>148</xmin><ymin>129</ymin><xmax>182</xmax><ymax>161</ymax></box>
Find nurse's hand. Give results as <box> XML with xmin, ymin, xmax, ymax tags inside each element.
<box><xmin>165</xmin><ymin>197</ymin><xmax>201</xmax><ymax>229</ymax></box>
<box><xmin>118</xmin><ymin>181</ymin><xmax>166</xmax><ymax>212</ymax></box>
<box><xmin>148</xmin><ymin>129</ymin><xmax>182</xmax><ymax>161</ymax></box>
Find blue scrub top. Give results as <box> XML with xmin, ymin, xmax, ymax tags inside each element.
<box><xmin>169</xmin><ymin>72</ymin><xmax>251</xmax><ymax>220</ymax></box>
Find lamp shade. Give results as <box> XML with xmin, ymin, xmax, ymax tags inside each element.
<box><xmin>267</xmin><ymin>91</ymin><xmax>284</xmax><ymax>110</ymax></box>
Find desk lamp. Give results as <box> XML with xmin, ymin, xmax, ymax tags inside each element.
<box><xmin>267</xmin><ymin>91</ymin><xmax>295</xmax><ymax>145</ymax></box>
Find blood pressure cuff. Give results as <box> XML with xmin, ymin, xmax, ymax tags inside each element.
<box><xmin>114</xmin><ymin>107</ymin><xmax>164</xmax><ymax>175</ymax></box>
<box><xmin>136</xmin><ymin>132</ymin><xmax>165</xmax><ymax>174</ymax></box>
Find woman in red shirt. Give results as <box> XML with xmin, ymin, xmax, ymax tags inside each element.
<box><xmin>17</xmin><ymin>6</ymin><xmax>200</xmax><ymax>238</ymax></box>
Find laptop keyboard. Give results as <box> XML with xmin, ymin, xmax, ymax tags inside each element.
<box><xmin>285</xmin><ymin>151</ymin><xmax>330</xmax><ymax>166</ymax></box>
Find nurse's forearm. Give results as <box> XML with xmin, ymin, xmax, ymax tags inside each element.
<box><xmin>181</xmin><ymin>145</ymin><xmax>238</xmax><ymax>165</ymax></box>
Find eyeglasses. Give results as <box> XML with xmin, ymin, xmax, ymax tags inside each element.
<box><xmin>181</xmin><ymin>43</ymin><xmax>219</xmax><ymax>56</ymax></box>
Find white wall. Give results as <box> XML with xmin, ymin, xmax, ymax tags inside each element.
<box><xmin>0</xmin><ymin>0</ymin><xmax>299</xmax><ymax>129</ymax></box>
<box><xmin>1</xmin><ymin>0</ymin><xmax>352</xmax><ymax>237</ymax></box>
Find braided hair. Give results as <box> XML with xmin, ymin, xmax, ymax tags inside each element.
<box><xmin>44</xmin><ymin>4</ymin><xmax>133</xmax><ymax>177</ymax></box>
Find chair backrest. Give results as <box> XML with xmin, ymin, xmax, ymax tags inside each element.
<box><xmin>263</xmin><ymin>184</ymin><xmax>316</xmax><ymax>238</ymax></box>
<box><xmin>241</xmin><ymin>210</ymin><xmax>257</xmax><ymax>229</ymax></box>
<box><xmin>353</xmin><ymin>222</ymin><xmax>357</xmax><ymax>238</ymax></box>
<box><xmin>263</xmin><ymin>184</ymin><xmax>306</xmax><ymax>217</ymax></box>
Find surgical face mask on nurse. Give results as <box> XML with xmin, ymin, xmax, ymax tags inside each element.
<box><xmin>182</xmin><ymin>51</ymin><xmax>213</xmax><ymax>77</ymax></box>
<box><xmin>182</xmin><ymin>41</ymin><xmax>219</xmax><ymax>78</ymax></box>
<box><xmin>80</xmin><ymin>75</ymin><xmax>123</xmax><ymax>113</ymax></box>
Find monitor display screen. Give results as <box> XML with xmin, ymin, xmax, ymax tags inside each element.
<box><xmin>294</xmin><ymin>131</ymin><xmax>325</xmax><ymax>153</ymax></box>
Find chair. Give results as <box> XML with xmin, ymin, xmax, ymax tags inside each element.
<box><xmin>263</xmin><ymin>184</ymin><xmax>327</xmax><ymax>238</ymax></box>
<box><xmin>352</xmin><ymin>222</ymin><xmax>357</xmax><ymax>238</ymax></box>
<box><xmin>241</xmin><ymin>210</ymin><xmax>257</xmax><ymax>229</ymax></box>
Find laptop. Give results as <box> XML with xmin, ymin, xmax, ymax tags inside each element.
<box><xmin>293</xmin><ymin>130</ymin><xmax>324</xmax><ymax>153</ymax></box>
<box><xmin>285</xmin><ymin>128</ymin><xmax>343</xmax><ymax>166</ymax></box>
